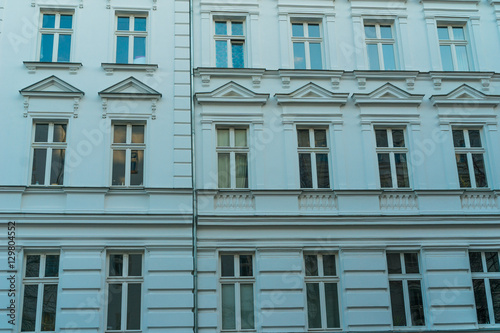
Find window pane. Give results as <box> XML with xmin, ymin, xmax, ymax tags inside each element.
<box><xmin>232</xmin><ymin>22</ymin><xmax>243</xmax><ymax>36</ymax></box>
<box><xmin>107</xmin><ymin>284</ymin><xmax>122</xmax><ymax>330</ymax></box>
<box><xmin>50</xmin><ymin>149</ymin><xmax>65</xmax><ymax>185</ymax></box>
<box><xmin>129</xmin><ymin>254</ymin><xmax>142</xmax><ymax>276</ymax></box>
<box><xmin>473</xmin><ymin>279</ymin><xmax>490</xmax><ymax>324</ymax></box>
<box><xmin>26</xmin><ymin>255</ymin><xmax>41</xmax><ymax>277</ymax></box>
<box><xmin>367</xmin><ymin>44</ymin><xmax>380</xmax><ymax>70</ymax></box>
<box><xmin>437</xmin><ymin>27</ymin><xmax>449</xmax><ymax>40</ymax></box>
<box><xmin>116</xmin><ymin>36</ymin><xmax>129</xmax><ymax>64</ymax></box>
<box><xmin>380</xmin><ymin>25</ymin><xmax>392</xmax><ymax>39</ymax></box>
<box><xmin>109</xmin><ymin>254</ymin><xmax>123</xmax><ymax>276</ymax></box>
<box><xmin>234</xmin><ymin>129</ymin><xmax>247</xmax><ymax>147</ymax></box>
<box><xmin>42</xmin><ymin>14</ymin><xmax>55</xmax><ymax>28</ymax></box>
<box><xmin>215</xmin><ymin>21</ymin><xmax>227</xmax><ymax>35</ymax></box>
<box><xmin>408</xmin><ymin>280</ymin><xmax>425</xmax><ymax>326</ymax></box>
<box><xmin>131</xmin><ymin>125</ymin><xmax>145</xmax><ymax>143</ymax></box>
<box><xmin>323</xmin><ymin>255</ymin><xmax>336</xmax><ymax>276</ymax></box>
<box><xmin>395</xmin><ymin>153</ymin><xmax>409</xmax><ymax>188</ymax></box>
<box><xmin>218</xmin><ymin>153</ymin><xmax>230</xmax><ymax>188</ymax></box>
<box><xmin>316</xmin><ymin>153</ymin><xmax>330</xmax><ymax>188</ymax></box>
<box><xmin>240</xmin><ymin>284</ymin><xmax>255</xmax><ymax>329</ymax></box>
<box><xmin>455</xmin><ymin>45</ymin><xmax>469</xmax><ymax>71</ymax></box>
<box><xmin>240</xmin><ymin>255</ymin><xmax>253</xmax><ymax>277</ymax></box>
<box><xmin>486</xmin><ymin>252</ymin><xmax>500</xmax><ymax>273</ymax></box>
<box><xmin>216</xmin><ymin>40</ymin><xmax>228</xmax><ymax>68</ymax></box>
<box><xmin>130</xmin><ymin>150</ymin><xmax>144</xmax><ymax>186</ymax></box>
<box><xmin>364</xmin><ymin>25</ymin><xmax>376</xmax><ymax>38</ymax></box>
<box><xmin>231</xmin><ymin>42</ymin><xmax>244</xmax><ymax>68</ymax></box>
<box><xmin>217</xmin><ymin>129</ymin><xmax>230</xmax><ymax>147</ymax></box>
<box><xmin>222</xmin><ymin>284</ymin><xmax>236</xmax><ymax>330</ymax></box>
<box><xmin>60</xmin><ymin>15</ymin><xmax>72</xmax><ymax>29</ymax></box>
<box><xmin>57</xmin><ymin>35</ymin><xmax>71</xmax><ymax>62</ymax></box>
<box><xmin>378</xmin><ymin>153</ymin><xmax>392</xmax><ymax>188</ymax></box>
<box><xmin>308</xmin><ymin>24</ymin><xmax>320</xmax><ymax>37</ymax></box>
<box><xmin>387</xmin><ymin>253</ymin><xmax>402</xmax><ymax>274</ymax></box>
<box><xmin>53</xmin><ymin>124</ymin><xmax>66</xmax><ymax>143</ymax></box>
<box><xmin>309</xmin><ymin>43</ymin><xmax>322</xmax><ymax>69</ymax></box>
<box><xmin>468</xmin><ymin>130</ymin><xmax>481</xmax><ymax>147</ymax></box>
<box><xmin>306</xmin><ymin>283</ymin><xmax>321</xmax><ymax>328</ymax></box>
<box><xmin>127</xmin><ymin>284</ymin><xmax>141</xmax><ymax>330</ymax></box>
<box><xmin>375</xmin><ymin>129</ymin><xmax>388</xmax><ymax>147</ymax></box>
<box><xmin>235</xmin><ymin>153</ymin><xmax>248</xmax><ymax>188</ymax></box>
<box><xmin>41</xmin><ymin>284</ymin><xmax>58</xmax><ymax>331</ymax></box>
<box><xmin>112</xmin><ymin>150</ymin><xmax>126</xmax><ymax>186</ymax></box>
<box><xmin>382</xmin><ymin>44</ymin><xmax>396</xmax><ymax>70</ymax></box>
<box><xmin>35</xmin><ymin>124</ymin><xmax>49</xmax><ymax>142</ymax></box>
<box><xmin>453</xmin><ymin>130</ymin><xmax>465</xmax><ymax>147</ymax></box>
<box><xmin>404</xmin><ymin>253</ymin><xmax>419</xmax><ymax>274</ymax></box>
<box><xmin>40</xmin><ymin>34</ymin><xmax>54</xmax><ymax>62</ymax></box>
<box><xmin>392</xmin><ymin>130</ymin><xmax>405</xmax><ymax>147</ymax></box>
<box><xmin>45</xmin><ymin>255</ymin><xmax>60</xmax><ymax>277</ymax></box>
<box><xmin>299</xmin><ymin>153</ymin><xmax>313</xmax><ymax>188</ymax></box>
<box><xmin>490</xmin><ymin>279</ymin><xmax>500</xmax><ymax>323</ymax></box>
<box><xmin>134</xmin><ymin>17</ymin><xmax>146</xmax><ymax>32</ymax></box>
<box><xmin>469</xmin><ymin>252</ymin><xmax>484</xmax><ymax>272</ymax></box>
<box><xmin>221</xmin><ymin>255</ymin><xmax>234</xmax><ymax>277</ymax></box>
<box><xmin>453</xmin><ymin>27</ymin><xmax>465</xmax><ymax>40</ymax></box>
<box><xmin>305</xmin><ymin>255</ymin><xmax>318</xmax><ymax>276</ymax></box>
<box><xmin>472</xmin><ymin>154</ymin><xmax>487</xmax><ymax>188</ymax></box>
<box><xmin>32</xmin><ymin>149</ymin><xmax>47</xmax><ymax>185</ymax></box>
<box><xmin>389</xmin><ymin>281</ymin><xmax>407</xmax><ymax>326</ymax></box>
<box><xmin>293</xmin><ymin>42</ymin><xmax>306</xmax><ymax>69</ymax></box>
<box><xmin>117</xmin><ymin>17</ymin><xmax>130</xmax><ymax>31</ymax></box>
<box><xmin>314</xmin><ymin>130</ymin><xmax>327</xmax><ymax>147</ymax></box>
<box><xmin>21</xmin><ymin>285</ymin><xmax>38</xmax><ymax>332</ymax></box>
<box><xmin>114</xmin><ymin>125</ymin><xmax>127</xmax><ymax>143</ymax></box>
<box><xmin>440</xmin><ymin>45</ymin><xmax>453</xmax><ymax>71</ymax></box>
<box><xmin>292</xmin><ymin>23</ymin><xmax>304</xmax><ymax>37</ymax></box>
<box><xmin>455</xmin><ymin>154</ymin><xmax>471</xmax><ymax>187</ymax></box>
<box><xmin>325</xmin><ymin>283</ymin><xmax>340</xmax><ymax>328</ymax></box>
<box><xmin>297</xmin><ymin>129</ymin><xmax>310</xmax><ymax>147</ymax></box>
<box><xmin>133</xmin><ymin>37</ymin><xmax>146</xmax><ymax>64</ymax></box>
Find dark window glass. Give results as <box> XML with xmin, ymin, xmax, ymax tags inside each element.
<box><xmin>50</xmin><ymin>149</ymin><xmax>65</xmax><ymax>185</ymax></box>
<box><xmin>128</xmin><ymin>254</ymin><xmax>142</xmax><ymax>277</ymax></box>
<box><xmin>472</xmin><ymin>279</ymin><xmax>490</xmax><ymax>324</ymax></box>
<box><xmin>53</xmin><ymin>124</ymin><xmax>66</xmax><ymax>143</ymax></box>
<box><xmin>41</xmin><ymin>284</ymin><xmax>58</xmax><ymax>331</ymax></box>
<box><xmin>21</xmin><ymin>285</ymin><xmax>38</xmax><ymax>332</ymax></box>
<box><xmin>127</xmin><ymin>284</ymin><xmax>141</xmax><ymax>330</ymax></box>
<box><xmin>109</xmin><ymin>255</ymin><xmax>123</xmax><ymax>276</ymax></box>
<box><xmin>375</xmin><ymin>129</ymin><xmax>388</xmax><ymax>147</ymax></box>
<box><xmin>299</xmin><ymin>153</ymin><xmax>313</xmax><ymax>188</ymax></box>
<box><xmin>387</xmin><ymin>253</ymin><xmax>401</xmax><ymax>274</ymax></box>
<box><xmin>45</xmin><ymin>255</ymin><xmax>59</xmax><ymax>277</ymax></box>
<box><xmin>131</xmin><ymin>125</ymin><xmax>144</xmax><ymax>143</ymax></box>
<box><xmin>35</xmin><ymin>124</ymin><xmax>49</xmax><ymax>142</ymax></box>
<box><xmin>113</xmin><ymin>125</ymin><xmax>127</xmax><ymax>143</ymax></box>
<box><xmin>490</xmin><ymin>279</ymin><xmax>500</xmax><ymax>323</ymax></box>
<box><xmin>130</xmin><ymin>150</ymin><xmax>144</xmax><ymax>186</ymax></box>
<box><xmin>32</xmin><ymin>149</ymin><xmax>47</xmax><ymax>185</ymax></box>
<box><xmin>134</xmin><ymin>17</ymin><xmax>146</xmax><ymax>31</ymax></box>
<box><xmin>42</xmin><ymin>14</ymin><xmax>55</xmax><ymax>28</ymax></box>
<box><xmin>408</xmin><ymin>280</ymin><xmax>425</xmax><ymax>326</ymax></box>
<box><xmin>404</xmin><ymin>253</ymin><xmax>419</xmax><ymax>274</ymax></box>
<box><xmin>469</xmin><ymin>252</ymin><xmax>484</xmax><ymax>272</ymax></box>
<box><xmin>221</xmin><ymin>284</ymin><xmax>236</xmax><ymax>329</ymax></box>
<box><xmin>240</xmin><ymin>255</ymin><xmax>253</xmax><ymax>277</ymax></box>
<box><xmin>215</xmin><ymin>21</ymin><xmax>227</xmax><ymax>35</ymax></box>
<box><xmin>117</xmin><ymin>17</ymin><xmax>129</xmax><ymax>30</ymax></box>
<box><xmin>472</xmin><ymin>154</ymin><xmax>487</xmax><ymax>188</ymax></box>
<box><xmin>297</xmin><ymin>129</ymin><xmax>310</xmax><ymax>147</ymax></box>
<box><xmin>59</xmin><ymin>15</ymin><xmax>72</xmax><ymax>29</ymax></box>
<box><xmin>221</xmin><ymin>255</ymin><xmax>234</xmax><ymax>277</ymax></box>
<box><xmin>456</xmin><ymin>154</ymin><xmax>471</xmax><ymax>187</ymax></box>
<box><xmin>453</xmin><ymin>130</ymin><xmax>466</xmax><ymax>147</ymax></box>
<box><xmin>112</xmin><ymin>150</ymin><xmax>126</xmax><ymax>186</ymax></box>
<box><xmin>305</xmin><ymin>255</ymin><xmax>318</xmax><ymax>276</ymax></box>
<box><xmin>57</xmin><ymin>34</ymin><xmax>71</xmax><ymax>62</ymax></box>
<box><xmin>306</xmin><ymin>283</ymin><xmax>321</xmax><ymax>328</ymax></box>
<box><xmin>107</xmin><ymin>284</ymin><xmax>122</xmax><ymax>330</ymax></box>
<box><xmin>316</xmin><ymin>153</ymin><xmax>330</xmax><ymax>188</ymax></box>
<box><xmin>26</xmin><ymin>255</ymin><xmax>41</xmax><ymax>278</ymax></box>
<box><xmin>378</xmin><ymin>153</ymin><xmax>392</xmax><ymax>188</ymax></box>
<box><xmin>240</xmin><ymin>284</ymin><xmax>254</xmax><ymax>329</ymax></box>
<box><xmin>116</xmin><ymin>36</ymin><xmax>129</xmax><ymax>64</ymax></box>
<box><xmin>486</xmin><ymin>252</ymin><xmax>500</xmax><ymax>273</ymax></box>
<box><xmin>389</xmin><ymin>280</ymin><xmax>407</xmax><ymax>326</ymax></box>
<box><xmin>395</xmin><ymin>153</ymin><xmax>409</xmax><ymax>188</ymax></box>
<box><xmin>323</xmin><ymin>255</ymin><xmax>336</xmax><ymax>276</ymax></box>
<box><xmin>235</xmin><ymin>153</ymin><xmax>248</xmax><ymax>189</ymax></box>
<box><xmin>133</xmin><ymin>36</ymin><xmax>146</xmax><ymax>63</ymax></box>
<box><xmin>40</xmin><ymin>34</ymin><xmax>54</xmax><ymax>62</ymax></box>
<box><xmin>392</xmin><ymin>130</ymin><xmax>405</xmax><ymax>147</ymax></box>
<box><xmin>314</xmin><ymin>130</ymin><xmax>327</xmax><ymax>147</ymax></box>
<box><xmin>325</xmin><ymin>283</ymin><xmax>340</xmax><ymax>328</ymax></box>
<box><xmin>468</xmin><ymin>130</ymin><xmax>481</xmax><ymax>147</ymax></box>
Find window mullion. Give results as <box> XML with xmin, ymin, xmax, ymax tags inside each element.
<box><xmin>45</xmin><ymin>147</ymin><xmax>53</xmax><ymax>185</ymax></box>
<box><xmin>483</xmin><ymin>278</ymin><xmax>496</xmax><ymax>324</ymax></box>
<box><xmin>378</xmin><ymin>42</ymin><xmax>384</xmax><ymax>69</ymax></box>
<box><xmin>125</xmin><ymin>149</ymin><xmax>131</xmax><ymax>186</ymax></box>
<box><xmin>319</xmin><ymin>282</ymin><xmax>327</xmax><ymax>328</ymax></box>
<box><xmin>450</xmin><ymin>44</ymin><xmax>458</xmax><ymax>71</ymax></box>
<box><xmin>36</xmin><ymin>281</ymin><xmax>44</xmax><ymax>330</ymax></box>
<box><xmin>121</xmin><ymin>281</ymin><xmax>128</xmax><ymax>330</ymax></box>
<box><xmin>402</xmin><ymin>279</ymin><xmax>412</xmax><ymax>326</ymax></box>
<box><xmin>305</xmin><ymin>41</ymin><xmax>311</xmax><ymax>69</ymax></box>
<box><xmin>466</xmin><ymin>152</ymin><xmax>476</xmax><ymax>188</ymax></box>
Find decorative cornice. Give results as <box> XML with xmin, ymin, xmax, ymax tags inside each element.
<box><xmin>195</xmin><ymin>81</ymin><xmax>269</xmax><ymax>105</ymax></box>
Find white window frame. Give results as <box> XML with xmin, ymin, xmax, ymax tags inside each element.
<box><xmin>375</xmin><ymin>128</ymin><xmax>410</xmax><ymax>189</ymax></box>
<box><xmin>363</xmin><ymin>22</ymin><xmax>397</xmax><ymax>70</ymax></box>
<box><xmin>38</xmin><ymin>11</ymin><xmax>74</xmax><ymax>62</ymax></box>
<box><xmin>105</xmin><ymin>252</ymin><xmax>144</xmax><ymax>332</ymax></box>
<box><xmin>452</xmin><ymin>128</ymin><xmax>488</xmax><ymax>188</ymax></box>
<box><xmin>437</xmin><ymin>24</ymin><xmax>471</xmax><ymax>71</ymax></box>
<box><xmin>290</xmin><ymin>20</ymin><xmax>323</xmax><ymax>70</ymax></box>
<box><xmin>216</xmin><ymin>127</ymin><xmax>249</xmax><ymax>189</ymax></box>
<box><xmin>21</xmin><ymin>253</ymin><xmax>60</xmax><ymax>333</ymax></box>
<box><xmin>213</xmin><ymin>19</ymin><xmax>246</xmax><ymax>68</ymax></box>
<box><xmin>297</xmin><ymin>127</ymin><xmax>330</xmax><ymax>189</ymax></box>
<box><xmin>304</xmin><ymin>253</ymin><xmax>341</xmax><ymax>329</ymax></box>
<box><xmin>111</xmin><ymin>123</ymin><xmax>146</xmax><ymax>187</ymax></box>
<box><xmin>30</xmin><ymin>121</ymin><xmax>68</xmax><ymax>186</ymax></box>
<box><xmin>115</xmin><ymin>13</ymin><xmax>148</xmax><ymax>64</ymax></box>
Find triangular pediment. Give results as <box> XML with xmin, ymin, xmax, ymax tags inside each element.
<box><xmin>431</xmin><ymin>84</ymin><xmax>500</xmax><ymax>106</ymax></box>
<box><xmin>353</xmin><ymin>83</ymin><xmax>424</xmax><ymax>105</ymax></box>
<box><xmin>195</xmin><ymin>81</ymin><xmax>269</xmax><ymax>104</ymax></box>
<box><xmin>275</xmin><ymin>82</ymin><xmax>349</xmax><ymax>105</ymax></box>
<box><xmin>20</xmin><ymin>75</ymin><xmax>84</xmax><ymax>98</ymax></box>
<box><xmin>99</xmin><ymin>77</ymin><xmax>162</xmax><ymax>99</ymax></box>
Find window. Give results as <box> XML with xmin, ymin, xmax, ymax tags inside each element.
<box><xmin>39</xmin><ymin>12</ymin><xmax>73</xmax><ymax>62</ymax></box>
<box><xmin>115</xmin><ymin>14</ymin><xmax>147</xmax><ymax>64</ymax></box>
<box><xmin>214</xmin><ymin>20</ymin><xmax>245</xmax><ymax>68</ymax></box>
<box><xmin>21</xmin><ymin>253</ymin><xmax>60</xmax><ymax>332</ymax></box>
<box><xmin>469</xmin><ymin>251</ymin><xmax>500</xmax><ymax>325</ymax></box>
<box><xmin>31</xmin><ymin>122</ymin><xmax>67</xmax><ymax>186</ymax></box>
<box><xmin>217</xmin><ymin>128</ymin><xmax>248</xmax><ymax>189</ymax></box>
<box><xmin>364</xmin><ymin>23</ymin><xmax>396</xmax><ymax>70</ymax></box>
<box><xmin>220</xmin><ymin>254</ymin><xmax>255</xmax><ymax>330</ymax></box>
<box><xmin>291</xmin><ymin>22</ymin><xmax>323</xmax><ymax>69</ymax></box>
<box><xmin>375</xmin><ymin>128</ymin><xmax>409</xmax><ymax>188</ymax></box>
<box><xmin>304</xmin><ymin>254</ymin><xmax>341</xmax><ymax>329</ymax></box>
<box><xmin>438</xmin><ymin>25</ymin><xmax>470</xmax><ymax>71</ymax></box>
<box><xmin>386</xmin><ymin>252</ymin><xmax>425</xmax><ymax>327</ymax></box>
<box><xmin>297</xmin><ymin>128</ymin><xmax>330</xmax><ymax>188</ymax></box>
<box><xmin>111</xmin><ymin>124</ymin><xmax>145</xmax><ymax>186</ymax></box>
<box><xmin>106</xmin><ymin>253</ymin><xmax>143</xmax><ymax>332</ymax></box>
<box><xmin>453</xmin><ymin>129</ymin><xmax>487</xmax><ymax>188</ymax></box>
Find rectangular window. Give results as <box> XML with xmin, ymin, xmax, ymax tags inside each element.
<box><xmin>21</xmin><ymin>253</ymin><xmax>60</xmax><ymax>332</ymax></box>
<box><xmin>387</xmin><ymin>252</ymin><xmax>425</xmax><ymax>327</ymax></box>
<box><xmin>291</xmin><ymin>22</ymin><xmax>323</xmax><ymax>70</ymax></box>
<box><xmin>220</xmin><ymin>254</ymin><xmax>255</xmax><ymax>330</ymax></box>
<box><xmin>111</xmin><ymin>124</ymin><xmax>145</xmax><ymax>186</ymax></box>
<box><xmin>106</xmin><ymin>253</ymin><xmax>143</xmax><ymax>331</ymax></box>
<box><xmin>297</xmin><ymin>128</ymin><xmax>330</xmax><ymax>188</ymax></box>
<box><xmin>469</xmin><ymin>251</ymin><xmax>500</xmax><ymax>325</ymax></box>
<box><xmin>214</xmin><ymin>20</ymin><xmax>245</xmax><ymax>68</ymax></box>
<box><xmin>438</xmin><ymin>25</ymin><xmax>470</xmax><ymax>71</ymax></box>
<box><xmin>364</xmin><ymin>23</ymin><xmax>397</xmax><ymax>70</ymax></box>
<box><xmin>453</xmin><ymin>129</ymin><xmax>487</xmax><ymax>188</ymax></box>
<box><xmin>31</xmin><ymin>122</ymin><xmax>67</xmax><ymax>186</ymax></box>
<box><xmin>39</xmin><ymin>12</ymin><xmax>73</xmax><ymax>62</ymax></box>
<box><xmin>217</xmin><ymin>128</ymin><xmax>248</xmax><ymax>189</ymax></box>
<box><xmin>115</xmin><ymin>14</ymin><xmax>147</xmax><ymax>64</ymax></box>
<box><xmin>375</xmin><ymin>128</ymin><xmax>409</xmax><ymax>188</ymax></box>
<box><xmin>304</xmin><ymin>254</ymin><xmax>341</xmax><ymax>329</ymax></box>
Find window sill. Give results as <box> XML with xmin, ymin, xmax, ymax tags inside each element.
<box><xmin>278</xmin><ymin>69</ymin><xmax>344</xmax><ymax>89</ymax></box>
<box><xmin>195</xmin><ymin>67</ymin><xmax>266</xmax><ymax>88</ymax></box>
<box><xmin>353</xmin><ymin>70</ymin><xmax>419</xmax><ymax>90</ymax></box>
<box><xmin>101</xmin><ymin>63</ymin><xmax>158</xmax><ymax>76</ymax></box>
<box><xmin>23</xmin><ymin>61</ymin><xmax>82</xmax><ymax>74</ymax></box>
<box><xmin>429</xmin><ymin>71</ymin><xmax>494</xmax><ymax>90</ymax></box>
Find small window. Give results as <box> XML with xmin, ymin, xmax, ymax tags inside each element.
<box><xmin>39</xmin><ymin>12</ymin><xmax>73</xmax><ymax>62</ymax></box>
<box><xmin>111</xmin><ymin>123</ymin><xmax>145</xmax><ymax>186</ymax></box>
<box><xmin>297</xmin><ymin>128</ymin><xmax>330</xmax><ymax>188</ymax></box>
<box><xmin>214</xmin><ymin>20</ymin><xmax>245</xmax><ymax>68</ymax></box>
<box><xmin>452</xmin><ymin>129</ymin><xmax>488</xmax><ymax>188</ymax></box>
<box><xmin>291</xmin><ymin>22</ymin><xmax>323</xmax><ymax>69</ymax></box>
<box><xmin>375</xmin><ymin>128</ymin><xmax>409</xmax><ymax>188</ymax></box>
<box><xmin>437</xmin><ymin>25</ymin><xmax>470</xmax><ymax>71</ymax></box>
<box><xmin>115</xmin><ymin>14</ymin><xmax>148</xmax><ymax>64</ymax></box>
<box><xmin>364</xmin><ymin>23</ymin><xmax>397</xmax><ymax>70</ymax></box>
<box><xmin>217</xmin><ymin>127</ymin><xmax>248</xmax><ymax>189</ymax></box>
<box><xmin>469</xmin><ymin>251</ymin><xmax>500</xmax><ymax>324</ymax></box>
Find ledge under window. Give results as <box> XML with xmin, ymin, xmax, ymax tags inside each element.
<box><xmin>101</xmin><ymin>63</ymin><xmax>158</xmax><ymax>76</ymax></box>
<box><xmin>195</xmin><ymin>67</ymin><xmax>266</xmax><ymax>88</ymax></box>
<box><xmin>24</xmin><ymin>61</ymin><xmax>82</xmax><ymax>74</ymax></box>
